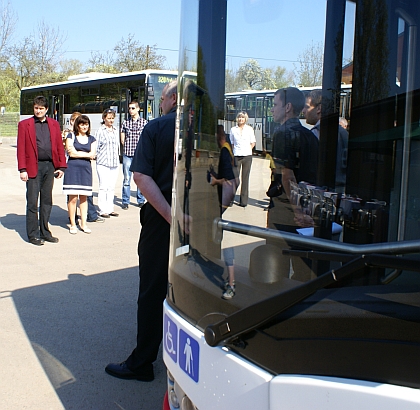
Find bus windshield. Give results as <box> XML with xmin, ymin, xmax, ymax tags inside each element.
<box><xmin>168</xmin><ymin>0</ymin><xmax>420</xmax><ymax>388</ymax></box>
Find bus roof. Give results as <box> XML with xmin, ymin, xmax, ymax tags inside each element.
<box><xmin>21</xmin><ymin>69</ymin><xmax>178</xmax><ymax>91</ymax></box>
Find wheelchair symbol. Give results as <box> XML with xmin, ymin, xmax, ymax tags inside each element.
<box><xmin>165</xmin><ymin>320</ymin><xmax>176</xmax><ymax>355</ymax></box>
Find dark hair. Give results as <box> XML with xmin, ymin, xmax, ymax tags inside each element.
<box><xmin>307</xmin><ymin>89</ymin><xmax>322</xmax><ymax>107</ymax></box>
<box><xmin>33</xmin><ymin>95</ymin><xmax>48</xmax><ymax>109</ymax></box>
<box><xmin>74</xmin><ymin>115</ymin><xmax>91</xmax><ymax>135</ymax></box>
<box><xmin>275</xmin><ymin>87</ymin><xmax>305</xmax><ymax>115</ymax></box>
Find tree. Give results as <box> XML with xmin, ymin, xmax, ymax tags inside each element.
<box><xmin>226</xmin><ymin>60</ymin><xmax>293</xmax><ymax>92</ymax></box>
<box><xmin>87</xmin><ymin>51</ymin><xmax>119</xmax><ymax>74</ymax></box>
<box><xmin>238</xmin><ymin>59</ymin><xmax>264</xmax><ymax>89</ymax></box>
<box><xmin>294</xmin><ymin>41</ymin><xmax>324</xmax><ymax>87</ymax></box>
<box><xmin>59</xmin><ymin>59</ymin><xmax>85</xmax><ymax>79</ymax></box>
<box><xmin>113</xmin><ymin>35</ymin><xmax>166</xmax><ymax>71</ymax></box>
<box><xmin>0</xmin><ymin>74</ymin><xmax>19</xmax><ymax>110</ymax></box>
<box><xmin>6</xmin><ymin>20</ymin><xmax>67</xmax><ymax>89</ymax></box>
<box><xmin>225</xmin><ymin>67</ymin><xmax>247</xmax><ymax>93</ymax></box>
<box><xmin>0</xmin><ymin>0</ymin><xmax>16</xmax><ymax>61</ymax></box>
<box><xmin>85</xmin><ymin>34</ymin><xmax>167</xmax><ymax>73</ymax></box>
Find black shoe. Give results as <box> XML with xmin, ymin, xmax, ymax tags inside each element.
<box><xmin>29</xmin><ymin>238</ymin><xmax>44</xmax><ymax>246</ymax></box>
<box><xmin>105</xmin><ymin>361</ymin><xmax>154</xmax><ymax>381</ymax></box>
<box><xmin>121</xmin><ymin>204</ymin><xmax>129</xmax><ymax>210</ymax></box>
<box><xmin>137</xmin><ymin>202</ymin><xmax>145</xmax><ymax>208</ymax></box>
<box><xmin>87</xmin><ymin>216</ymin><xmax>105</xmax><ymax>223</ymax></box>
<box><xmin>41</xmin><ymin>236</ymin><xmax>59</xmax><ymax>243</ymax></box>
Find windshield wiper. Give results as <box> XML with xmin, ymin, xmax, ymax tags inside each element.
<box><xmin>204</xmin><ymin>253</ymin><xmax>420</xmax><ymax>347</ymax></box>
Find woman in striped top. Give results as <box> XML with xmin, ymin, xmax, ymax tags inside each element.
<box><xmin>95</xmin><ymin>109</ymin><xmax>120</xmax><ymax>218</ymax></box>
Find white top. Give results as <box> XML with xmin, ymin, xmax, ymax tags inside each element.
<box><xmin>230</xmin><ymin>124</ymin><xmax>256</xmax><ymax>156</ymax></box>
<box><xmin>95</xmin><ymin>124</ymin><xmax>119</xmax><ymax>168</ymax></box>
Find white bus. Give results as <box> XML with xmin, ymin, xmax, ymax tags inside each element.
<box><xmin>224</xmin><ymin>85</ymin><xmax>352</xmax><ymax>152</ymax></box>
<box><xmin>163</xmin><ymin>0</ymin><xmax>420</xmax><ymax>409</ymax></box>
<box><xmin>20</xmin><ymin>69</ymin><xmax>178</xmax><ymax>137</ymax></box>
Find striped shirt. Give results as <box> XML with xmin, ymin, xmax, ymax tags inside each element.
<box><xmin>95</xmin><ymin>124</ymin><xmax>119</xmax><ymax>168</ymax></box>
<box><xmin>121</xmin><ymin>117</ymin><xmax>148</xmax><ymax>157</ymax></box>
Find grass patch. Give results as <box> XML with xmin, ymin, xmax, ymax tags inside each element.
<box><xmin>0</xmin><ymin>112</ymin><xmax>19</xmax><ymax>137</ymax></box>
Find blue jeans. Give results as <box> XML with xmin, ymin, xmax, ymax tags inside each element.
<box><xmin>122</xmin><ymin>155</ymin><xmax>145</xmax><ymax>205</ymax></box>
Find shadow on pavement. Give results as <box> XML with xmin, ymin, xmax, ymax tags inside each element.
<box><xmin>12</xmin><ymin>267</ymin><xmax>167</xmax><ymax>410</ymax></box>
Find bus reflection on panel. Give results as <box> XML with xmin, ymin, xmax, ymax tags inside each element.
<box><xmin>163</xmin><ymin>0</ymin><xmax>420</xmax><ymax>409</ymax></box>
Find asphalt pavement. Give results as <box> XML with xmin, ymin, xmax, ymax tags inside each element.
<box><xmin>0</xmin><ymin>140</ymin><xmax>167</xmax><ymax>409</ymax></box>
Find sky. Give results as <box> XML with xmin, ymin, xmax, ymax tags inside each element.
<box><xmin>11</xmin><ymin>0</ymin><xmax>354</xmax><ymax>75</ymax></box>
<box><xmin>11</xmin><ymin>0</ymin><xmax>182</xmax><ymax>69</ymax></box>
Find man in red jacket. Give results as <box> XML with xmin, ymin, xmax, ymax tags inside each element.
<box><xmin>17</xmin><ymin>96</ymin><xmax>67</xmax><ymax>245</ymax></box>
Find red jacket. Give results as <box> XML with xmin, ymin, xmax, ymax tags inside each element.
<box><xmin>17</xmin><ymin>116</ymin><xmax>67</xmax><ymax>178</ymax></box>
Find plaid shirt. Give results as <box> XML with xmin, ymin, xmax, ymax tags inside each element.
<box><xmin>121</xmin><ymin>117</ymin><xmax>148</xmax><ymax>157</ymax></box>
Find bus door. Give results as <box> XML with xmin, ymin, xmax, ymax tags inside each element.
<box><xmin>48</xmin><ymin>96</ymin><xmax>61</xmax><ymax>124</ymax></box>
<box><xmin>145</xmin><ymin>83</ymin><xmax>155</xmax><ymax>120</ymax></box>
<box><xmin>264</xmin><ymin>94</ymin><xmax>274</xmax><ymax>152</ymax></box>
<box><xmin>254</xmin><ymin>96</ymin><xmax>264</xmax><ymax>151</ymax></box>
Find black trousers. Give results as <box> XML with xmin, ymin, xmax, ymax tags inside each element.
<box><xmin>26</xmin><ymin>160</ymin><xmax>55</xmax><ymax>240</ymax></box>
<box><xmin>126</xmin><ymin>198</ymin><xmax>170</xmax><ymax>371</ymax></box>
<box><xmin>235</xmin><ymin>155</ymin><xmax>252</xmax><ymax>206</ymax></box>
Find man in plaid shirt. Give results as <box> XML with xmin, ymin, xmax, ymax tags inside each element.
<box><xmin>121</xmin><ymin>101</ymin><xmax>148</xmax><ymax>209</ymax></box>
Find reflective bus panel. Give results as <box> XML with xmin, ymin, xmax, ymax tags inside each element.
<box><xmin>165</xmin><ymin>0</ymin><xmax>420</xmax><ymax>409</ymax></box>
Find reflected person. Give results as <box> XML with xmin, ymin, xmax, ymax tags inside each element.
<box><xmin>210</xmin><ymin>125</ymin><xmax>238</xmax><ymax>299</ymax></box>
<box><xmin>267</xmin><ymin>87</ymin><xmax>318</xmax><ymax>280</ymax></box>
<box><xmin>229</xmin><ymin>111</ymin><xmax>256</xmax><ymax>207</ymax></box>
<box><xmin>303</xmin><ymin>89</ymin><xmax>348</xmax><ymax>192</ymax></box>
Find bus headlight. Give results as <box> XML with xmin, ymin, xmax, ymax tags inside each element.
<box><xmin>169</xmin><ymin>388</ymin><xmax>180</xmax><ymax>408</ymax></box>
<box><xmin>181</xmin><ymin>395</ymin><xmax>197</xmax><ymax>410</ymax></box>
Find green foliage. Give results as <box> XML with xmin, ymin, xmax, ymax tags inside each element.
<box><xmin>87</xmin><ymin>34</ymin><xmax>166</xmax><ymax>73</ymax></box>
<box><xmin>0</xmin><ymin>112</ymin><xmax>19</xmax><ymax>136</ymax></box>
<box><xmin>294</xmin><ymin>41</ymin><xmax>324</xmax><ymax>87</ymax></box>
<box><xmin>226</xmin><ymin>59</ymin><xmax>293</xmax><ymax>93</ymax></box>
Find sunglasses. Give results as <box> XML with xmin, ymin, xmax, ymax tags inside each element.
<box><xmin>128</xmin><ymin>107</ymin><xmax>137</xmax><ymax>110</ymax></box>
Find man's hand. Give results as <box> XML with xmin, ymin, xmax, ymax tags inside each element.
<box><xmin>20</xmin><ymin>171</ymin><xmax>28</xmax><ymax>182</ymax></box>
<box><xmin>54</xmin><ymin>170</ymin><xmax>64</xmax><ymax>179</ymax></box>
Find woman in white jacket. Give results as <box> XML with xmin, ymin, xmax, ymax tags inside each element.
<box><xmin>229</xmin><ymin>111</ymin><xmax>256</xmax><ymax>207</ymax></box>
<box><xmin>95</xmin><ymin>109</ymin><xmax>120</xmax><ymax>218</ymax></box>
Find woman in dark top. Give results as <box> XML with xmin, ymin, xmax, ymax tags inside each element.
<box><xmin>210</xmin><ymin>125</ymin><xmax>238</xmax><ymax>299</ymax></box>
<box><xmin>63</xmin><ymin>115</ymin><xmax>96</xmax><ymax>234</ymax></box>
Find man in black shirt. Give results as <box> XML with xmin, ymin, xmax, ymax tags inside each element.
<box><xmin>105</xmin><ymin>81</ymin><xmax>178</xmax><ymax>381</ymax></box>
<box><xmin>267</xmin><ymin>87</ymin><xmax>319</xmax><ymax>280</ymax></box>
<box><xmin>17</xmin><ymin>96</ymin><xmax>67</xmax><ymax>245</ymax></box>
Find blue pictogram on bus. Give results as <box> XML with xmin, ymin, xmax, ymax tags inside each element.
<box><xmin>164</xmin><ymin>314</ymin><xmax>178</xmax><ymax>363</ymax></box>
<box><xmin>179</xmin><ymin>329</ymin><xmax>200</xmax><ymax>383</ymax></box>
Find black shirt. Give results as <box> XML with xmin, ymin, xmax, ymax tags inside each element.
<box><xmin>130</xmin><ymin>108</ymin><xmax>176</xmax><ymax>195</ymax></box>
<box><xmin>35</xmin><ymin>116</ymin><xmax>52</xmax><ymax>161</ymax></box>
<box><xmin>271</xmin><ymin>117</ymin><xmax>318</xmax><ymax>184</ymax></box>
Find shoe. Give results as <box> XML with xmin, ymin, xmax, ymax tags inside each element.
<box><xmin>222</xmin><ymin>285</ymin><xmax>235</xmax><ymax>300</ymax></box>
<box><xmin>137</xmin><ymin>202</ymin><xmax>145</xmax><ymax>208</ymax></box>
<box><xmin>105</xmin><ymin>361</ymin><xmax>154</xmax><ymax>382</ymax></box>
<box><xmin>223</xmin><ymin>280</ymin><xmax>235</xmax><ymax>291</ymax></box>
<box><xmin>100</xmin><ymin>213</ymin><xmax>110</xmax><ymax>218</ymax></box>
<box><xmin>121</xmin><ymin>204</ymin><xmax>129</xmax><ymax>210</ymax></box>
<box><xmin>88</xmin><ymin>216</ymin><xmax>105</xmax><ymax>223</ymax></box>
<box><xmin>109</xmin><ymin>212</ymin><xmax>119</xmax><ymax>217</ymax></box>
<box><xmin>80</xmin><ymin>227</ymin><xmax>92</xmax><ymax>234</ymax></box>
<box><xmin>69</xmin><ymin>226</ymin><xmax>78</xmax><ymax>234</ymax></box>
<box><xmin>29</xmin><ymin>238</ymin><xmax>44</xmax><ymax>246</ymax></box>
<box><xmin>41</xmin><ymin>236</ymin><xmax>59</xmax><ymax>243</ymax></box>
